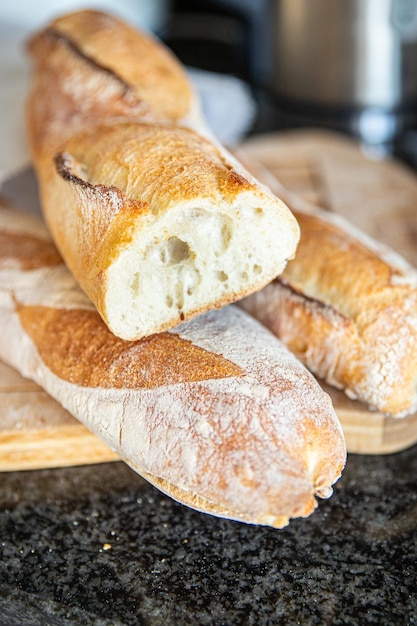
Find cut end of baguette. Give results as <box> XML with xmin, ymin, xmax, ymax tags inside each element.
<box><xmin>104</xmin><ymin>196</ymin><xmax>298</xmax><ymax>339</ymax></box>
<box><xmin>52</xmin><ymin>123</ymin><xmax>300</xmax><ymax>340</ymax></box>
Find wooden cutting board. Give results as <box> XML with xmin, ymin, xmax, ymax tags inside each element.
<box><xmin>2</xmin><ymin>129</ymin><xmax>417</xmax><ymax>471</ymax></box>
<box><xmin>0</xmin><ymin>361</ymin><xmax>119</xmax><ymax>471</ymax></box>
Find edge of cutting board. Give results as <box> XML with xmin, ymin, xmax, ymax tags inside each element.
<box><xmin>0</xmin><ymin>423</ymin><xmax>119</xmax><ymax>471</ymax></box>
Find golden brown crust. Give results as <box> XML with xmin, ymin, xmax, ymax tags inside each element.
<box><xmin>285</xmin><ymin>211</ymin><xmax>411</xmax><ymax>324</ymax></box>
<box><xmin>56</xmin><ymin>122</ymin><xmax>252</xmax><ymax>206</ymax></box>
<box><xmin>47</xmin><ymin>10</ymin><xmax>193</xmax><ymax>122</ymax></box>
<box><xmin>241</xmin><ymin>195</ymin><xmax>417</xmax><ymax>416</ymax></box>
<box><xmin>17</xmin><ymin>305</ymin><xmax>243</xmax><ymax>389</ymax></box>
<box><xmin>26</xmin><ymin>10</ymin><xmax>193</xmax><ymax>158</ymax></box>
<box><xmin>26</xmin><ymin>29</ymin><xmax>157</xmax><ymax>159</ymax></box>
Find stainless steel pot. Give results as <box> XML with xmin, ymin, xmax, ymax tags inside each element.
<box><xmin>271</xmin><ymin>0</ymin><xmax>417</xmax><ymax>113</ymax></box>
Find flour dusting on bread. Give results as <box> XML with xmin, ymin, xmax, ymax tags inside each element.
<box><xmin>0</xmin><ymin>202</ymin><xmax>345</xmax><ymax>528</ymax></box>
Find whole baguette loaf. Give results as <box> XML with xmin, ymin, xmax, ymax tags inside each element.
<box><xmin>25</xmin><ymin>9</ymin><xmax>299</xmax><ymax>341</ymax></box>
<box><xmin>0</xmin><ymin>200</ymin><xmax>345</xmax><ymax>527</ymax></box>
<box><xmin>237</xmin><ymin>153</ymin><xmax>417</xmax><ymax>417</ymax></box>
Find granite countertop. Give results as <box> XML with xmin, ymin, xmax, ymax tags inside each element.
<box><xmin>1</xmin><ymin>444</ymin><xmax>416</xmax><ymax>626</ymax></box>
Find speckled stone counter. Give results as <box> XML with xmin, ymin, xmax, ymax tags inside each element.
<box><xmin>1</xmin><ymin>444</ymin><xmax>416</xmax><ymax>626</ymax></box>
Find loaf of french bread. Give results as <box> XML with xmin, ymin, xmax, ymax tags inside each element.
<box><xmin>237</xmin><ymin>152</ymin><xmax>417</xmax><ymax>417</ymax></box>
<box><xmin>26</xmin><ymin>9</ymin><xmax>299</xmax><ymax>341</ymax></box>
<box><xmin>0</xmin><ymin>199</ymin><xmax>345</xmax><ymax>527</ymax></box>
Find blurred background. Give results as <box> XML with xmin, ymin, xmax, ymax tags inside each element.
<box><xmin>163</xmin><ymin>0</ymin><xmax>417</xmax><ymax>164</ymax></box>
<box><xmin>1</xmin><ymin>0</ymin><xmax>417</xmax><ymax>169</ymax></box>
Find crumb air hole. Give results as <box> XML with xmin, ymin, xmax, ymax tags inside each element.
<box><xmin>160</xmin><ymin>237</ymin><xmax>190</xmax><ymax>266</ymax></box>
<box><xmin>130</xmin><ymin>273</ymin><xmax>140</xmax><ymax>297</ymax></box>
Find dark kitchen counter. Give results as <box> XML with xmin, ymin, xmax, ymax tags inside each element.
<box><xmin>1</xmin><ymin>444</ymin><xmax>416</xmax><ymax>626</ymax></box>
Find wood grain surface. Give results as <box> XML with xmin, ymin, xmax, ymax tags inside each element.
<box><xmin>0</xmin><ymin>361</ymin><xmax>118</xmax><ymax>471</ymax></box>
<box><xmin>2</xmin><ymin>129</ymin><xmax>417</xmax><ymax>470</ymax></box>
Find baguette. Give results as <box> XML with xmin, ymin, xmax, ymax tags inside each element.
<box><xmin>0</xmin><ymin>200</ymin><xmax>345</xmax><ymax>527</ymax></box>
<box><xmin>237</xmin><ymin>153</ymin><xmax>417</xmax><ymax>417</ymax></box>
<box><xmin>25</xmin><ymin>10</ymin><xmax>299</xmax><ymax>340</ymax></box>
